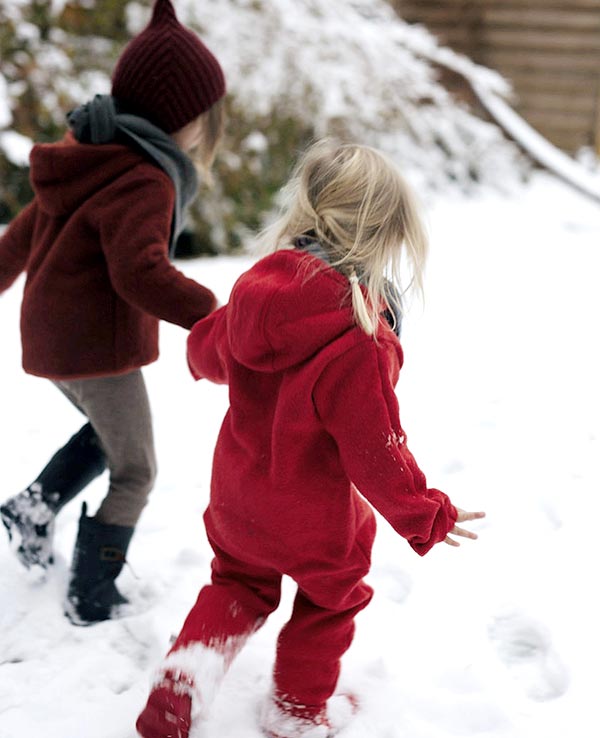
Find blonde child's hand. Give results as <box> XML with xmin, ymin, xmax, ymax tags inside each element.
<box><xmin>444</xmin><ymin>508</ymin><xmax>486</xmax><ymax>547</ymax></box>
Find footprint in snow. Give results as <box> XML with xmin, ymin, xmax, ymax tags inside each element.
<box><xmin>488</xmin><ymin>610</ymin><xmax>569</xmax><ymax>701</ymax></box>
<box><xmin>106</xmin><ymin>616</ymin><xmax>162</xmax><ymax>672</ymax></box>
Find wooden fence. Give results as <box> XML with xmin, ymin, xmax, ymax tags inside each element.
<box><xmin>391</xmin><ymin>0</ymin><xmax>600</xmax><ymax>154</ymax></box>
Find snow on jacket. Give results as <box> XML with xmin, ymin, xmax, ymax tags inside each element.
<box><xmin>0</xmin><ymin>132</ymin><xmax>216</xmax><ymax>379</ymax></box>
<box><xmin>187</xmin><ymin>248</ymin><xmax>457</xmax><ymax>559</ymax></box>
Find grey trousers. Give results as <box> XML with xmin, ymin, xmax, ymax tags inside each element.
<box><xmin>53</xmin><ymin>370</ymin><xmax>157</xmax><ymax>527</ymax></box>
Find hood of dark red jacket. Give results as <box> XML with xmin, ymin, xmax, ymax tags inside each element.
<box><xmin>227</xmin><ymin>249</ymin><xmax>357</xmax><ymax>373</ymax></box>
<box><xmin>29</xmin><ymin>132</ymin><xmax>146</xmax><ymax>217</ymax></box>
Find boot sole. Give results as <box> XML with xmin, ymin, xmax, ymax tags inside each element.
<box><xmin>0</xmin><ymin>505</ymin><xmax>54</xmax><ymax>570</ymax></box>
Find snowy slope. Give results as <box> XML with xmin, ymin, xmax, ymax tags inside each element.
<box><xmin>1</xmin><ymin>173</ymin><xmax>599</xmax><ymax>738</ymax></box>
<box><xmin>0</xmin><ymin>0</ymin><xmax>527</xmax><ymax>193</ymax></box>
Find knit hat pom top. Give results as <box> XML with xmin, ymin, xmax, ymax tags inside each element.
<box><xmin>111</xmin><ymin>0</ymin><xmax>226</xmax><ymax>134</ymax></box>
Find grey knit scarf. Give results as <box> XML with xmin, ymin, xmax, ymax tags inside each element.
<box><xmin>295</xmin><ymin>234</ymin><xmax>403</xmax><ymax>337</ymax></box>
<box><xmin>67</xmin><ymin>95</ymin><xmax>198</xmax><ymax>255</ymax></box>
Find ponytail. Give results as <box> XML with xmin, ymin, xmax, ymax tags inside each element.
<box><xmin>349</xmin><ymin>270</ymin><xmax>375</xmax><ymax>336</ymax></box>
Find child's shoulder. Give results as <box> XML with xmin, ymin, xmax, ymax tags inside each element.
<box><xmin>98</xmin><ymin>154</ymin><xmax>174</xmax><ymax>204</ymax></box>
<box><xmin>116</xmin><ymin>155</ymin><xmax>173</xmax><ymax>185</ymax></box>
<box><xmin>251</xmin><ymin>248</ymin><xmax>348</xmax><ymax>287</ymax></box>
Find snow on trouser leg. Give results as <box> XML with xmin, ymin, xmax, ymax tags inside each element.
<box><xmin>260</xmin><ymin>692</ymin><xmax>358</xmax><ymax>738</ymax></box>
<box><xmin>0</xmin><ymin>422</ymin><xmax>106</xmax><ymax>570</ymax></box>
<box><xmin>137</xmin><ymin>550</ymin><xmax>282</xmax><ymax>736</ymax></box>
<box><xmin>65</xmin><ymin>502</ymin><xmax>134</xmax><ymax>625</ymax></box>
<box><xmin>136</xmin><ymin>642</ymin><xmax>235</xmax><ymax>738</ymax></box>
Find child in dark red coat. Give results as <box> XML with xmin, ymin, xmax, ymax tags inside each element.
<box><xmin>136</xmin><ymin>140</ymin><xmax>485</xmax><ymax>738</ymax></box>
<box><xmin>0</xmin><ymin>0</ymin><xmax>226</xmax><ymax>625</ymax></box>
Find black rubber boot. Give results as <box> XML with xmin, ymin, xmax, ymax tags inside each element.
<box><xmin>36</xmin><ymin>422</ymin><xmax>107</xmax><ymax>513</ymax></box>
<box><xmin>65</xmin><ymin>502</ymin><xmax>134</xmax><ymax>626</ymax></box>
<box><xmin>0</xmin><ymin>423</ymin><xmax>106</xmax><ymax>569</ymax></box>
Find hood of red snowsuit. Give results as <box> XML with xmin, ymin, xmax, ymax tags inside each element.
<box><xmin>226</xmin><ymin>248</ymin><xmax>363</xmax><ymax>372</ymax></box>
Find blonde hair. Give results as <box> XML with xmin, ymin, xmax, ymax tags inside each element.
<box><xmin>260</xmin><ymin>139</ymin><xmax>429</xmax><ymax>336</ymax></box>
<box><xmin>188</xmin><ymin>97</ymin><xmax>226</xmax><ymax>183</ymax></box>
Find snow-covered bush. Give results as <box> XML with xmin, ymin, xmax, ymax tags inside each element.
<box><xmin>0</xmin><ymin>0</ymin><xmax>122</xmax><ymax>219</ymax></box>
<box><xmin>0</xmin><ymin>0</ymin><xmax>529</xmax><ymax>251</ymax></box>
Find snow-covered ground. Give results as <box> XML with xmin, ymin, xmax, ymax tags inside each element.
<box><xmin>1</xmin><ymin>173</ymin><xmax>599</xmax><ymax>738</ymax></box>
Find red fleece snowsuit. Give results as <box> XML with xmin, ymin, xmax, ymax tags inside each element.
<box><xmin>176</xmin><ymin>248</ymin><xmax>457</xmax><ymax>713</ymax></box>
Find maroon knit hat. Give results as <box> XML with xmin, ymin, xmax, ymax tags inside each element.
<box><xmin>111</xmin><ymin>0</ymin><xmax>226</xmax><ymax>133</ymax></box>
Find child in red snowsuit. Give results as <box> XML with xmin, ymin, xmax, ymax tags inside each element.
<box><xmin>136</xmin><ymin>140</ymin><xmax>485</xmax><ymax>738</ymax></box>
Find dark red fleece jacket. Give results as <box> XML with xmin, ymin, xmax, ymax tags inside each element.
<box><xmin>187</xmin><ymin>249</ymin><xmax>457</xmax><ymax>559</ymax></box>
<box><xmin>0</xmin><ymin>132</ymin><xmax>216</xmax><ymax>379</ymax></box>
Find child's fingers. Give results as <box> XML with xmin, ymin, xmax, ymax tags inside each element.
<box><xmin>443</xmin><ymin>535</ymin><xmax>461</xmax><ymax>547</ymax></box>
<box><xmin>453</xmin><ymin>525</ymin><xmax>478</xmax><ymax>540</ymax></box>
<box><xmin>456</xmin><ymin>509</ymin><xmax>486</xmax><ymax>523</ymax></box>
<box><xmin>444</xmin><ymin>511</ymin><xmax>485</xmax><ymax>547</ymax></box>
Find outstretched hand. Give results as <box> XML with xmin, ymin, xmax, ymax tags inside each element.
<box><xmin>444</xmin><ymin>508</ymin><xmax>486</xmax><ymax>547</ymax></box>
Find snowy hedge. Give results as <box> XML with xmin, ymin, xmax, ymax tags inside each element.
<box><xmin>0</xmin><ymin>0</ymin><xmax>528</xmax><ymax>252</ymax></box>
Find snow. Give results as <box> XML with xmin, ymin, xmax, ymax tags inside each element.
<box><xmin>0</xmin><ymin>131</ymin><xmax>33</xmax><ymax>167</ymax></box>
<box><xmin>1</xmin><ymin>172</ymin><xmax>599</xmax><ymax>738</ymax></box>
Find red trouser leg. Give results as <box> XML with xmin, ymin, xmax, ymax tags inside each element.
<box><xmin>136</xmin><ymin>543</ymin><xmax>283</xmax><ymax>738</ymax></box>
<box><xmin>171</xmin><ymin>540</ymin><xmax>283</xmax><ymax>658</ymax></box>
<box><xmin>138</xmin><ymin>511</ymin><xmax>375</xmax><ymax>737</ymax></box>
<box><xmin>273</xmin><ymin>578</ymin><xmax>373</xmax><ymax>712</ymax></box>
